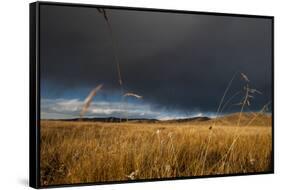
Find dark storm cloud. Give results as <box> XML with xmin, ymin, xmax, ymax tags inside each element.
<box><xmin>40</xmin><ymin>4</ymin><xmax>272</xmax><ymax>113</ymax></box>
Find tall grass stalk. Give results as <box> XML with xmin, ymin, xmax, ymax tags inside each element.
<box><xmin>200</xmin><ymin>72</ymin><xmax>238</xmax><ymax>175</ymax></box>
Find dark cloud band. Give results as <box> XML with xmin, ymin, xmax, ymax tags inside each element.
<box><xmin>40</xmin><ymin>5</ymin><xmax>272</xmax><ymax>116</ymax></box>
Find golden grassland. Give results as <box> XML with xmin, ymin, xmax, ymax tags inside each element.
<box><xmin>40</xmin><ymin>114</ymin><xmax>272</xmax><ymax>186</ymax></box>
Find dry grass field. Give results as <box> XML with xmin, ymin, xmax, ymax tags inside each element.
<box><xmin>40</xmin><ymin>113</ymin><xmax>272</xmax><ymax>186</ymax></box>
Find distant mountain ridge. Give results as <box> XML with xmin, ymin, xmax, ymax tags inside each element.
<box><xmin>55</xmin><ymin>117</ymin><xmax>159</xmax><ymax>123</ymax></box>
<box><xmin>43</xmin><ymin>112</ymin><xmax>271</xmax><ymax>126</ymax></box>
<box><xmin>46</xmin><ymin>116</ymin><xmax>210</xmax><ymax>123</ymax></box>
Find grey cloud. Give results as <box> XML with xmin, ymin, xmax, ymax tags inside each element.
<box><xmin>40</xmin><ymin>4</ymin><xmax>272</xmax><ymax>114</ymax></box>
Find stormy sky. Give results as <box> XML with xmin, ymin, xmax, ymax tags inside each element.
<box><xmin>40</xmin><ymin>4</ymin><xmax>272</xmax><ymax>120</ymax></box>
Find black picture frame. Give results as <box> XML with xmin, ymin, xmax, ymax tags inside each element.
<box><xmin>30</xmin><ymin>1</ymin><xmax>274</xmax><ymax>188</ymax></box>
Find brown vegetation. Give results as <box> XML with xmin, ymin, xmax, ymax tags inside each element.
<box><xmin>40</xmin><ymin>114</ymin><xmax>272</xmax><ymax>186</ymax></box>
